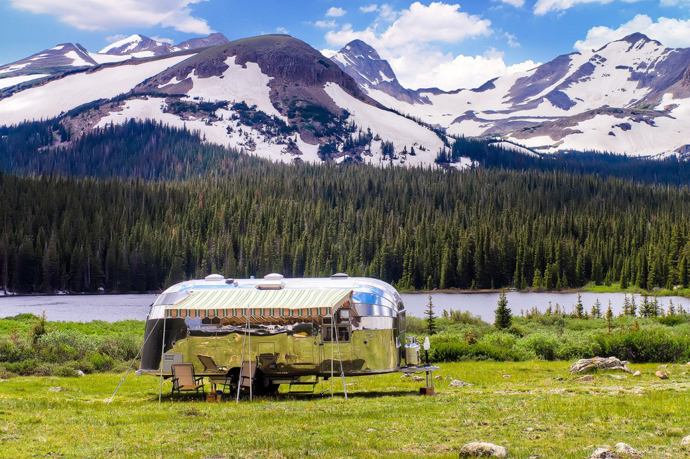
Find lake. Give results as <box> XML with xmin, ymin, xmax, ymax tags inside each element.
<box><xmin>1</xmin><ymin>291</ymin><xmax>689</xmax><ymax>322</ymax></box>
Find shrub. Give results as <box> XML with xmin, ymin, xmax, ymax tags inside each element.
<box><xmin>594</xmin><ymin>327</ymin><xmax>690</xmax><ymax>362</ymax></box>
<box><xmin>517</xmin><ymin>333</ymin><xmax>559</xmax><ymax>360</ymax></box>
<box><xmin>35</xmin><ymin>330</ymin><xmax>96</xmax><ymax>363</ymax></box>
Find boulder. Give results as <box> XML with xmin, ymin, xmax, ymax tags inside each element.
<box><xmin>459</xmin><ymin>442</ymin><xmax>507</xmax><ymax>457</ymax></box>
<box><xmin>632</xmin><ymin>371</ymin><xmax>641</xmax><ymax>377</ymax></box>
<box><xmin>570</xmin><ymin>357</ymin><xmax>632</xmax><ymax>374</ymax></box>
<box><xmin>681</xmin><ymin>435</ymin><xmax>690</xmax><ymax>448</ymax></box>
<box><xmin>450</xmin><ymin>379</ymin><xmax>472</xmax><ymax>387</ymax></box>
<box><xmin>589</xmin><ymin>443</ymin><xmax>641</xmax><ymax>459</ymax></box>
<box><xmin>655</xmin><ymin>370</ymin><xmax>669</xmax><ymax>380</ymax></box>
<box><xmin>614</xmin><ymin>443</ymin><xmax>641</xmax><ymax>457</ymax></box>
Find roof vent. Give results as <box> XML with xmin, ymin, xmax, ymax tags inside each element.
<box><xmin>331</xmin><ymin>273</ymin><xmax>349</xmax><ymax>279</ymax></box>
<box><xmin>263</xmin><ymin>273</ymin><xmax>284</xmax><ymax>280</ymax></box>
<box><xmin>204</xmin><ymin>274</ymin><xmax>224</xmax><ymax>282</ymax></box>
<box><xmin>257</xmin><ymin>281</ymin><xmax>284</xmax><ymax>290</ymax></box>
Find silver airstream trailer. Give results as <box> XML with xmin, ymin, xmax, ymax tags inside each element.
<box><xmin>140</xmin><ymin>274</ymin><xmax>414</xmax><ymax>394</ymax></box>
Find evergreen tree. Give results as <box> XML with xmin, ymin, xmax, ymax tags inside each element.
<box><xmin>575</xmin><ymin>294</ymin><xmax>585</xmax><ymax>319</ymax></box>
<box><xmin>494</xmin><ymin>290</ymin><xmax>512</xmax><ymax>329</ymax></box>
<box><xmin>424</xmin><ymin>295</ymin><xmax>437</xmax><ymax>335</ymax></box>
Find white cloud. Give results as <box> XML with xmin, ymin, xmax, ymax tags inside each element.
<box><xmin>500</xmin><ymin>0</ymin><xmax>525</xmax><ymax>6</ymax></box>
<box><xmin>324</xmin><ymin>2</ymin><xmax>533</xmax><ymax>90</ymax></box>
<box><xmin>9</xmin><ymin>0</ymin><xmax>212</xmax><ymax>34</ymax></box>
<box><xmin>660</xmin><ymin>0</ymin><xmax>690</xmax><ymax>5</ymax></box>
<box><xmin>389</xmin><ymin>49</ymin><xmax>539</xmax><ymax>90</ymax></box>
<box><xmin>505</xmin><ymin>32</ymin><xmax>520</xmax><ymax>47</ymax></box>
<box><xmin>151</xmin><ymin>36</ymin><xmax>174</xmax><ymax>44</ymax></box>
<box><xmin>326</xmin><ymin>6</ymin><xmax>347</xmax><ymax>17</ymax></box>
<box><xmin>315</xmin><ymin>19</ymin><xmax>338</xmax><ymax>29</ymax></box>
<box><xmin>534</xmin><ymin>0</ymin><xmax>615</xmax><ymax>15</ymax></box>
<box><xmin>574</xmin><ymin>14</ymin><xmax>690</xmax><ymax>51</ymax></box>
<box><xmin>326</xmin><ymin>2</ymin><xmax>491</xmax><ymax>49</ymax></box>
<box><xmin>275</xmin><ymin>26</ymin><xmax>289</xmax><ymax>34</ymax></box>
<box><xmin>360</xmin><ymin>4</ymin><xmax>379</xmax><ymax>13</ymax></box>
<box><xmin>105</xmin><ymin>34</ymin><xmax>127</xmax><ymax>43</ymax></box>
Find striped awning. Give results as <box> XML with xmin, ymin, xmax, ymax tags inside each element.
<box><xmin>164</xmin><ymin>288</ymin><xmax>352</xmax><ymax>321</ymax></box>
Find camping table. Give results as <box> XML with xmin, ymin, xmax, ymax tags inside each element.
<box><xmin>400</xmin><ymin>365</ymin><xmax>440</xmax><ymax>395</ymax></box>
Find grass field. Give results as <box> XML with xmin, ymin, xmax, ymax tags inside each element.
<box><xmin>1</xmin><ymin>361</ymin><xmax>689</xmax><ymax>458</ymax></box>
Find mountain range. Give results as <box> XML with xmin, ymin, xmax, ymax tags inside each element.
<box><xmin>1</xmin><ymin>31</ymin><xmax>689</xmax><ymax>166</ymax></box>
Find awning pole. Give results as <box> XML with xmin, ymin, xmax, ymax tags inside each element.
<box><xmin>333</xmin><ymin>308</ymin><xmax>348</xmax><ymax>400</ymax></box>
<box><xmin>158</xmin><ymin>315</ymin><xmax>167</xmax><ymax>403</ymax></box>
<box><xmin>248</xmin><ymin>314</ymin><xmax>253</xmax><ymax>402</ymax></box>
<box><xmin>235</xmin><ymin>314</ymin><xmax>247</xmax><ymax>403</ymax></box>
<box><xmin>330</xmin><ymin>314</ymin><xmax>335</xmax><ymax>397</ymax></box>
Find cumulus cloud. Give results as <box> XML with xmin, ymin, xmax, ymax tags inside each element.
<box><xmin>500</xmin><ymin>0</ymin><xmax>526</xmax><ymax>7</ymax></box>
<box><xmin>325</xmin><ymin>2</ymin><xmax>533</xmax><ymax>90</ymax></box>
<box><xmin>315</xmin><ymin>19</ymin><xmax>337</xmax><ymax>29</ymax></box>
<box><xmin>326</xmin><ymin>2</ymin><xmax>491</xmax><ymax>49</ymax></box>
<box><xmin>574</xmin><ymin>14</ymin><xmax>690</xmax><ymax>51</ymax></box>
<box><xmin>151</xmin><ymin>36</ymin><xmax>174</xmax><ymax>44</ymax></box>
<box><xmin>389</xmin><ymin>49</ymin><xmax>539</xmax><ymax>90</ymax></box>
<box><xmin>326</xmin><ymin>6</ymin><xmax>347</xmax><ymax>17</ymax></box>
<box><xmin>534</xmin><ymin>0</ymin><xmax>616</xmax><ymax>15</ymax></box>
<box><xmin>360</xmin><ymin>4</ymin><xmax>379</xmax><ymax>13</ymax></box>
<box><xmin>9</xmin><ymin>0</ymin><xmax>212</xmax><ymax>34</ymax></box>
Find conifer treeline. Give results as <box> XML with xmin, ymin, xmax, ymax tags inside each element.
<box><xmin>1</xmin><ymin>164</ymin><xmax>689</xmax><ymax>293</ymax></box>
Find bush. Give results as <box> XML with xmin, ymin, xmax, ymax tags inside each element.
<box><xmin>517</xmin><ymin>333</ymin><xmax>559</xmax><ymax>360</ymax></box>
<box><xmin>35</xmin><ymin>330</ymin><xmax>96</xmax><ymax>363</ymax></box>
<box><xmin>0</xmin><ymin>337</ymin><xmax>31</xmax><ymax>362</ymax></box>
<box><xmin>594</xmin><ymin>327</ymin><xmax>690</xmax><ymax>362</ymax></box>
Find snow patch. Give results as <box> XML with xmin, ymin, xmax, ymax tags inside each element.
<box><xmin>0</xmin><ymin>74</ymin><xmax>50</xmax><ymax>90</ymax></box>
<box><xmin>187</xmin><ymin>56</ymin><xmax>284</xmax><ymax>120</ymax></box>
<box><xmin>0</xmin><ymin>54</ymin><xmax>193</xmax><ymax>125</ymax></box>
<box><xmin>323</xmin><ymin>82</ymin><xmax>445</xmax><ymax>166</ymax></box>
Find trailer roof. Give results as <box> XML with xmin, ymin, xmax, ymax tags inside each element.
<box><xmin>163</xmin><ymin>287</ymin><xmax>353</xmax><ymax>321</ymax></box>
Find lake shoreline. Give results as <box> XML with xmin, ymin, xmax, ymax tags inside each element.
<box><xmin>3</xmin><ymin>285</ymin><xmax>689</xmax><ymax>298</ymax></box>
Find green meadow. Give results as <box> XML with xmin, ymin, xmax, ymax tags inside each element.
<box><xmin>1</xmin><ymin>361</ymin><xmax>689</xmax><ymax>458</ymax></box>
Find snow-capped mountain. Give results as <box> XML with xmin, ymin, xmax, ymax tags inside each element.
<box><xmin>338</xmin><ymin>33</ymin><xmax>690</xmax><ymax>158</ymax></box>
<box><xmin>0</xmin><ymin>34</ymin><xmax>447</xmax><ymax>166</ymax></box>
<box><xmin>0</xmin><ymin>43</ymin><xmax>96</xmax><ymax>90</ymax></box>
<box><xmin>331</xmin><ymin>39</ymin><xmax>429</xmax><ymax>104</ymax></box>
<box><xmin>173</xmin><ymin>33</ymin><xmax>229</xmax><ymax>51</ymax></box>
<box><xmin>2</xmin><ymin>31</ymin><xmax>690</xmax><ymax>165</ymax></box>
<box><xmin>99</xmin><ymin>34</ymin><xmax>173</xmax><ymax>58</ymax></box>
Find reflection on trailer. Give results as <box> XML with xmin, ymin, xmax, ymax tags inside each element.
<box><xmin>139</xmin><ymin>274</ymin><xmax>417</xmax><ymax>395</ymax></box>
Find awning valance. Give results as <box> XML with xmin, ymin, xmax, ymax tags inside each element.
<box><xmin>164</xmin><ymin>288</ymin><xmax>352</xmax><ymax>321</ymax></box>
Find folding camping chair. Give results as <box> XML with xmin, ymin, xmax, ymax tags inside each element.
<box><xmin>171</xmin><ymin>363</ymin><xmax>205</xmax><ymax>399</ymax></box>
<box><xmin>197</xmin><ymin>354</ymin><xmax>232</xmax><ymax>395</ymax></box>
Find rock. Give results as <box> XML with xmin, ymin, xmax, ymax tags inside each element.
<box><xmin>570</xmin><ymin>357</ymin><xmax>631</xmax><ymax>374</ymax></box>
<box><xmin>681</xmin><ymin>435</ymin><xmax>690</xmax><ymax>448</ymax></box>
<box><xmin>434</xmin><ymin>375</ymin><xmax>442</xmax><ymax>380</ymax></box>
<box><xmin>76</xmin><ymin>370</ymin><xmax>85</xmax><ymax>377</ymax></box>
<box><xmin>589</xmin><ymin>447</ymin><xmax>617</xmax><ymax>459</ymax></box>
<box><xmin>412</xmin><ymin>375</ymin><xmax>424</xmax><ymax>382</ymax></box>
<box><xmin>614</xmin><ymin>443</ymin><xmax>641</xmax><ymax>457</ymax></box>
<box><xmin>577</xmin><ymin>375</ymin><xmax>595</xmax><ymax>382</ymax></box>
<box><xmin>589</xmin><ymin>443</ymin><xmax>641</xmax><ymax>459</ymax></box>
<box><xmin>450</xmin><ymin>379</ymin><xmax>472</xmax><ymax>387</ymax></box>
<box><xmin>632</xmin><ymin>371</ymin><xmax>641</xmax><ymax>377</ymax></box>
<box><xmin>608</xmin><ymin>374</ymin><xmax>625</xmax><ymax>380</ymax></box>
<box><xmin>502</xmin><ymin>374</ymin><xmax>511</xmax><ymax>379</ymax></box>
<box><xmin>401</xmin><ymin>373</ymin><xmax>411</xmax><ymax>378</ymax></box>
<box><xmin>459</xmin><ymin>442</ymin><xmax>507</xmax><ymax>458</ymax></box>
<box><xmin>366</xmin><ymin>428</ymin><xmax>375</xmax><ymax>433</ymax></box>
<box><xmin>655</xmin><ymin>370</ymin><xmax>669</xmax><ymax>380</ymax></box>
<box><xmin>48</xmin><ymin>386</ymin><xmax>63</xmax><ymax>392</ymax></box>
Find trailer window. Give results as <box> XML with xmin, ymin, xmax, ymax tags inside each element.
<box><xmin>321</xmin><ymin>316</ymin><xmax>350</xmax><ymax>342</ymax></box>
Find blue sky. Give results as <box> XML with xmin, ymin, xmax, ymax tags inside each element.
<box><xmin>2</xmin><ymin>0</ymin><xmax>690</xmax><ymax>89</ymax></box>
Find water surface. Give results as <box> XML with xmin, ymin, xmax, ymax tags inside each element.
<box><xmin>1</xmin><ymin>291</ymin><xmax>688</xmax><ymax>322</ymax></box>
